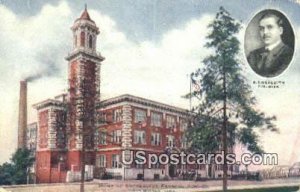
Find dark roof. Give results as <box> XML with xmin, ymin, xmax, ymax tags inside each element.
<box><xmin>76</xmin><ymin>6</ymin><xmax>95</xmax><ymax>23</ymax></box>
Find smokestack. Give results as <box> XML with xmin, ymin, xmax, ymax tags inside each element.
<box><xmin>18</xmin><ymin>80</ymin><xmax>27</xmax><ymax>149</ymax></box>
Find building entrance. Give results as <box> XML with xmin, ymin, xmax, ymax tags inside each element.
<box><xmin>169</xmin><ymin>164</ymin><xmax>177</xmax><ymax>178</ymax></box>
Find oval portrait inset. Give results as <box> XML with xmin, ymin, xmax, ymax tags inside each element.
<box><xmin>245</xmin><ymin>9</ymin><xmax>295</xmax><ymax>78</ymax></box>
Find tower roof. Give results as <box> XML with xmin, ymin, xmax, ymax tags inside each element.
<box><xmin>76</xmin><ymin>5</ymin><xmax>95</xmax><ymax>23</ymax></box>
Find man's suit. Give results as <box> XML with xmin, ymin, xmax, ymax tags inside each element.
<box><xmin>247</xmin><ymin>42</ymin><xmax>293</xmax><ymax>77</ymax></box>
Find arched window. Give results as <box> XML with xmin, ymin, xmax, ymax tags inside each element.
<box><xmin>89</xmin><ymin>35</ymin><xmax>93</xmax><ymax>49</ymax></box>
<box><xmin>80</xmin><ymin>31</ymin><xmax>85</xmax><ymax>47</ymax></box>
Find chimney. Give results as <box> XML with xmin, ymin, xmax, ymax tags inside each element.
<box><xmin>18</xmin><ymin>80</ymin><xmax>27</xmax><ymax>149</ymax></box>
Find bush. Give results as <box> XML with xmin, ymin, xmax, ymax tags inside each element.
<box><xmin>101</xmin><ymin>172</ymin><xmax>113</xmax><ymax>180</ymax></box>
<box><xmin>0</xmin><ymin>148</ymin><xmax>34</xmax><ymax>185</ymax></box>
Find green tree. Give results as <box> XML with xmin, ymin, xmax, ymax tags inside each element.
<box><xmin>0</xmin><ymin>163</ymin><xmax>14</xmax><ymax>185</ymax></box>
<box><xmin>0</xmin><ymin>148</ymin><xmax>35</xmax><ymax>185</ymax></box>
<box><xmin>186</xmin><ymin>7</ymin><xmax>277</xmax><ymax>191</ymax></box>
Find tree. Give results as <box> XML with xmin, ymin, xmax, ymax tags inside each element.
<box><xmin>186</xmin><ymin>7</ymin><xmax>278</xmax><ymax>191</ymax></box>
<box><xmin>0</xmin><ymin>163</ymin><xmax>14</xmax><ymax>185</ymax></box>
<box><xmin>0</xmin><ymin>148</ymin><xmax>34</xmax><ymax>185</ymax></box>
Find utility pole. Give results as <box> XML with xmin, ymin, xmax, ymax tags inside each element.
<box><xmin>80</xmin><ymin>80</ymin><xmax>86</xmax><ymax>192</ymax></box>
<box><xmin>79</xmin><ymin>77</ymin><xmax>92</xmax><ymax>192</ymax></box>
<box><xmin>80</xmin><ymin>131</ymin><xmax>86</xmax><ymax>192</ymax></box>
<box><xmin>222</xmin><ymin>58</ymin><xmax>228</xmax><ymax>192</ymax></box>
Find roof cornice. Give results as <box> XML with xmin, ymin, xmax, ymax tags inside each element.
<box><xmin>97</xmin><ymin>94</ymin><xmax>189</xmax><ymax>115</ymax></box>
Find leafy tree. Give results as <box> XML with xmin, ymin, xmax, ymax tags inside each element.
<box><xmin>0</xmin><ymin>148</ymin><xmax>35</xmax><ymax>185</ymax></box>
<box><xmin>0</xmin><ymin>163</ymin><xmax>14</xmax><ymax>185</ymax></box>
<box><xmin>186</xmin><ymin>7</ymin><xmax>277</xmax><ymax>191</ymax></box>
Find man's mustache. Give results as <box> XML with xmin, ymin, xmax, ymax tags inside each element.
<box><xmin>263</xmin><ymin>35</ymin><xmax>271</xmax><ymax>39</ymax></box>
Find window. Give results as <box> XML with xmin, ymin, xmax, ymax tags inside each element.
<box><xmin>134</xmin><ymin>109</ymin><xmax>147</xmax><ymax>123</ymax></box>
<box><xmin>135</xmin><ymin>154</ymin><xmax>144</xmax><ymax>168</ymax></box>
<box><xmin>151</xmin><ymin>112</ymin><xmax>162</xmax><ymax>127</ymax></box>
<box><xmin>167</xmin><ymin>135</ymin><xmax>175</xmax><ymax>147</ymax></box>
<box><xmin>27</xmin><ymin>131</ymin><xmax>30</xmax><ymax>140</ymax></box>
<box><xmin>199</xmin><ymin>164</ymin><xmax>206</xmax><ymax>170</ymax></box>
<box><xmin>151</xmin><ymin>133</ymin><xmax>161</xmax><ymax>146</ymax></box>
<box><xmin>134</xmin><ymin>131</ymin><xmax>146</xmax><ymax>144</ymax></box>
<box><xmin>166</xmin><ymin>115</ymin><xmax>176</xmax><ymax>128</ymax></box>
<box><xmin>94</xmin><ymin>130</ymin><xmax>99</xmax><ymax>145</ymax></box>
<box><xmin>151</xmin><ymin>162</ymin><xmax>160</xmax><ymax>169</ymax></box>
<box><xmin>181</xmin><ymin>135</ymin><xmax>187</xmax><ymax>149</ymax></box>
<box><xmin>84</xmin><ymin>135</ymin><xmax>93</xmax><ymax>148</ymax></box>
<box><xmin>216</xmin><ymin>165</ymin><xmax>223</xmax><ymax>171</ymax></box>
<box><xmin>31</xmin><ymin>128</ymin><xmax>37</xmax><ymax>138</ymax></box>
<box><xmin>112</xmin><ymin>154</ymin><xmax>121</xmax><ymax>168</ymax></box>
<box><xmin>136</xmin><ymin>163</ymin><xmax>143</xmax><ymax>169</ymax></box>
<box><xmin>113</xmin><ymin>109</ymin><xmax>122</xmax><ymax>123</ymax></box>
<box><xmin>80</xmin><ymin>31</ymin><xmax>85</xmax><ymax>46</ymax></box>
<box><xmin>57</xmin><ymin>130</ymin><xmax>65</xmax><ymax>146</ymax></box>
<box><xmin>88</xmin><ymin>35</ymin><xmax>93</xmax><ymax>48</ymax></box>
<box><xmin>180</xmin><ymin>119</ymin><xmax>188</xmax><ymax>131</ymax></box>
<box><xmin>96</xmin><ymin>155</ymin><xmax>106</xmax><ymax>167</ymax></box>
<box><xmin>111</xmin><ymin>130</ymin><xmax>122</xmax><ymax>143</ymax></box>
<box><xmin>27</xmin><ymin>128</ymin><xmax>37</xmax><ymax>140</ymax></box>
<box><xmin>98</xmin><ymin>111</ymin><xmax>106</xmax><ymax>125</ymax></box>
<box><xmin>99</xmin><ymin>132</ymin><xmax>107</xmax><ymax>145</ymax></box>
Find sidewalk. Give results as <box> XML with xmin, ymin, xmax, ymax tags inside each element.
<box><xmin>1</xmin><ymin>178</ymin><xmax>300</xmax><ymax>192</ymax></box>
<box><xmin>93</xmin><ymin>178</ymin><xmax>300</xmax><ymax>191</ymax></box>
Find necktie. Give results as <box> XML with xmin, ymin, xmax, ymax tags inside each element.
<box><xmin>257</xmin><ymin>49</ymin><xmax>270</xmax><ymax>72</ymax></box>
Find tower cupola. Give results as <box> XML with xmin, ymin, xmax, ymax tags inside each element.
<box><xmin>71</xmin><ymin>5</ymin><xmax>99</xmax><ymax>53</ymax></box>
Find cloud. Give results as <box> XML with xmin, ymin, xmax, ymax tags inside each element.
<box><xmin>0</xmin><ymin>0</ymin><xmax>300</xmax><ymax>170</ymax></box>
<box><xmin>95</xmin><ymin>12</ymin><xmax>214</xmax><ymax>105</ymax></box>
<box><xmin>0</xmin><ymin>1</ymin><xmax>73</xmax><ymax>163</ymax></box>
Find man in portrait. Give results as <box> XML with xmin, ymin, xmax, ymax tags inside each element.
<box><xmin>247</xmin><ymin>12</ymin><xmax>294</xmax><ymax>77</ymax></box>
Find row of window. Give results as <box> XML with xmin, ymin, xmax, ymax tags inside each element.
<box><xmin>135</xmin><ymin>109</ymin><xmax>187</xmax><ymax>129</ymax></box>
<box><xmin>96</xmin><ymin>154</ymin><xmax>162</xmax><ymax>169</ymax></box>
<box><xmin>96</xmin><ymin>130</ymin><xmax>122</xmax><ymax>145</ymax></box>
<box><xmin>99</xmin><ymin>108</ymin><xmax>188</xmax><ymax>130</ymax></box>
<box><xmin>74</xmin><ymin>31</ymin><xmax>94</xmax><ymax>49</ymax></box>
<box><xmin>96</xmin><ymin>154</ymin><xmax>121</xmax><ymax>168</ymax></box>
<box><xmin>95</xmin><ymin>130</ymin><xmax>187</xmax><ymax>148</ymax></box>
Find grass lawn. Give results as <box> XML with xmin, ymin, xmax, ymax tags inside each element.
<box><xmin>212</xmin><ymin>186</ymin><xmax>299</xmax><ymax>192</ymax></box>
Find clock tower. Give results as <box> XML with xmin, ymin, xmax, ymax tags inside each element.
<box><xmin>66</xmin><ymin>6</ymin><xmax>104</xmax><ymax>171</ymax></box>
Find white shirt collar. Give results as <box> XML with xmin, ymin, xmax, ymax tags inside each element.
<box><xmin>266</xmin><ymin>40</ymin><xmax>282</xmax><ymax>51</ymax></box>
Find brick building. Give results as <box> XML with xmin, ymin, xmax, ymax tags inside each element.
<box><xmin>94</xmin><ymin>94</ymin><xmax>189</xmax><ymax>180</ymax></box>
<box><xmin>32</xmin><ymin>7</ymin><xmax>103</xmax><ymax>183</ymax></box>
<box><xmin>29</xmin><ymin>7</ymin><xmax>238</xmax><ymax>183</ymax></box>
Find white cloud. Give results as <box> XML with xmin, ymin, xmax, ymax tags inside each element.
<box><xmin>96</xmin><ymin>13</ymin><xmax>214</xmax><ymax>106</ymax></box>
<box><xmin>0</xmin><ymin>1</ymin><xmax>300</xmax><ymax>171</ymax></box>
<box><xmin>0</xmin><ymin>1</ymin><xmax>73</xmax><ymax>163</ymax></box>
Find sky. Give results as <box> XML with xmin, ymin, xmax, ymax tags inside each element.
<box><xmin>0</xmin><ymin>0</ymin><xmax>300</xmax><ymax>170</ymax></box>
